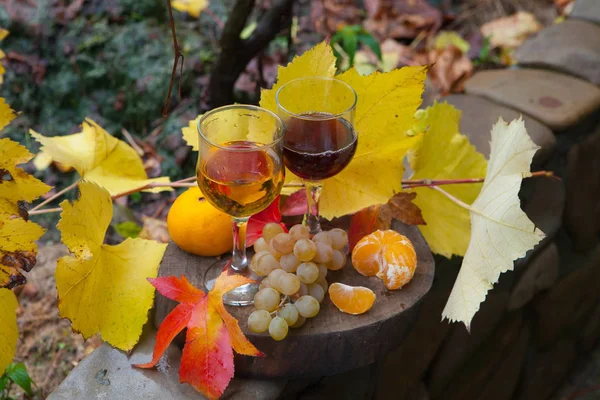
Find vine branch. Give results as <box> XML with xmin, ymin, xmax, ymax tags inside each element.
<box><xmin>162</xmin><ymin>0</ymin><xmax>184</xmax><ymax>117</ymax></box>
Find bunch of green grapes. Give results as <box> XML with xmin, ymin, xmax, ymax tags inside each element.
<box><xmin>247</xmin><ymin>223</ymin><xmax>349</xmax><ymax>341</ymax></box>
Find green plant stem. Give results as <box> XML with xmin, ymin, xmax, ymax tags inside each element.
<box><xmin>430</xmin><ymin>186</ymin><xmax>471</xmax><ymax>210</ymax></box>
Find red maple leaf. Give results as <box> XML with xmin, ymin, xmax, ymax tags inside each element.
<box><xmin>280</xmin><ymin>189</ymin><xmax>307</xmax><ymax>216</ymax></box>
<box><xmin>246</xmin><ymin>196</ymin><xmax>287</xmax><ymax>247</ymax></box>
<box><xmin>134</xmin><ymin>270</ymin><xmax>262</xmax><ymax>399</ymax></box>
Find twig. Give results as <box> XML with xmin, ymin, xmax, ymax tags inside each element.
<box><xmin>29</xmin><ymin>179</ymin><xmax>80</xmax><ymax>212</ymax></box>
<box><xmin>163</xmin><ymin>0</ymin><xmax>184</xmax><ymax>117</ymax></box>
<box><xmin>403</xmin><ymin>171</ymin><xmax>554</xmax><ymax>189</ymax></box>
<box><xmin>28</xmin><ymin>207</ymin><xmax>62</xmax><ymax>215</ymax></box>
<box><xmin>121</xmin><ymin>128</ymin><xmax>144</xmax><ymax>156</ymax></box>
<box><xmin>430</xmin><ymin>186</ymin><xmax>471</xmax><ymax>210</ymax></box>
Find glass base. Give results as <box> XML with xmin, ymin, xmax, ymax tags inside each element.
<box><xmin>203</xmin><ymin>258</ymin><xmax>260</xmax><ymax>306</ymax></box>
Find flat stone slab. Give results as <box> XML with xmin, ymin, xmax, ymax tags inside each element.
<box><xmin>516</xmin><ymin>20</ymin><xmax>600</xmax><ymax>85</ymax></box>
<box><xmin>48</xmin><ymin>326</ymin><xmax>286</xmax><ymax>400</ymax></box>
<box><xmin>442</xmin><ymin>94</ymin><xmax>555</xmax><ymax>167</ymax></box>
<box><xmin>465</xmin><ymin>69</ymin><xmax>600</xmax><ymax>131</ymax></box>
<box><xmin>570</xmin><ymin>0</ymin><xmax>600</xmax><ymax>25</ymax></box>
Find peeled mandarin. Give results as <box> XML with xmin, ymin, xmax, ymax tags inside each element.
<box><xmin>328</xmin><ymin>282</ymin><xmax>376</xmax><ymax>315</ymax></box>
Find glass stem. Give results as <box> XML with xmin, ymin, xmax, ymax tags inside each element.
<box><xmin>230</xmin><ymin>217</ymin><xmax>249</xmax><ymax>272</ymax></box>
<box><xmin>304</xmin><ymin>180</ymin><xmax>323</xmax><ymax>235</ymax></box>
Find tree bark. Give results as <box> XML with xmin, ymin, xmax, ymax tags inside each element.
<box><xmin>208</xmin><ymin>0</ymin><xmax>295</xmax><ymax>108</ymax></box>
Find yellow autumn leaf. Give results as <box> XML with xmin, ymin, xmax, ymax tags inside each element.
<box><xmin>56</xmin><ymin>181</ymin><xmax>167</xmax><ymax>350</ymax></box>
<box><xmin>442</xmin><ymin>117</ymin><xmax>545</xmax><ymax>329</ymax></box>
<box><xmin>30</xmin><ymin>118</ymin><xmax>171</xmax><ymax>196</ymax></box>
<box><xmin>0</xmin><ymin>29</ymin><xmax>8</xmax><ymax>85</ymax></box>
<box><xmin>182</xmin><ymin>114</ymin><xmax>202</xmax><ymax>150</ymax></box>
<box><xmin>409</xmin><ymin>103</ymin><xmax>488</xmax><ymax>257</ymax></box>
<box><xmin>260</xmin><ymin>41</ymin><xmax>426</xmax><ymax>219</ymax></box>
<box><xmin>0</xmin><ymin>216</ymin><xmax>45</xmax><ymax>288</ymax></box>
<box><xmin>0</xmin><ymin>98</ymin><xmax>16</xmax><ymax>133</ymax></box>
<box><xmin>0</xmin><ymin>288</ymin><xmax>18</xmax><ymax>375</ymax></box>
<box><xmin>172</xmin><ymin>0</ymin><xmax>208</xmax><ymax>18</ymax></box>
<box><xmin>0</xmin><ymin>137</ymin><xmax>51</xmax><ymax>216</ymax></box>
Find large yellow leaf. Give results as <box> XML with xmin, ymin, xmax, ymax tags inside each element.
<box><xmin>56</xmin><ymin>181</ymin><xmax>168</xmax><ymax>350</ymax></box>
<box><xmin>0</xmin><ymin>98</ymin><xmax>15</xmax><ymax>132</ymax></box>
<box><xmin>30</xmin><ymin>118</ymin><xmax>171</xmax><ymax>196</ymax></box>
<box><xmin>409</xmin><ymin>103</ymin><xmax>488</xmax><ymax>257</ymax></box>
<box><xmin>182</xmin><ymin>115</ymin><xmax>202</xmax><ymax>151</ymax></box>
<box><xmin>442</xmin><ymin>117</ymin><xmax>544</xmax><ymax>329</ymax></box>
<box><xmin>0</xmin><ymin>288</ymin><xmax>18</xmax><ymax>375</ymax></box>
<box><xmin>260</xmin><ymin>42</ymin><xmax>426</xmax><ymax>219</ymax></box>
<box><xmin>0</xmin><ymin>216</ymin><xmax>45</xmax><ymax>288</ymax></box>
<box><xmin>0</xmin><ymin>137</ymin><xmax>51</xmax><ymax>216</ymax></box>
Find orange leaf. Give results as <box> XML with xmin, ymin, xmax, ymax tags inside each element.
<box><xmin>134</xmin><ymin>269</ymin><xmax>262</xmax><ymax>399</ymax></box>
<box><xmin>210</xmin><ymin>270</ymin><xmax>263</xmax><ymax>357</ymax></box>
<box><xmin>386</xmin><ymin>192</ymin><xmax>426</xmax><ymax>226</ymax></box>
<box><xmin>180</xmin><ymin>297</ymin><xmax>233</xmax><ymax>400</ymax></box>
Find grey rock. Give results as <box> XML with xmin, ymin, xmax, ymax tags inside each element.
<box><xmin>48</xmin><ymin>325</ymin><xmax>286</xmax><ymax>400</ymax></box>
<box><xmin>442</xmin><ymin>94</ymin><xmax>556</xmax><ymax>167</ymax></box>
<box><xmin>516</xmin><ymin>20</ymin><xmax>600</xmax><ymax>85</ymax></box>
<box><xmin>570</xmin><ymin>0</ymin><xmax>600</xmax><ymax>25</ymax></box>
<box><xmin>465</xmin><ymin>69</ymin><xmax>600</xmax><ymax>131</ymax></box>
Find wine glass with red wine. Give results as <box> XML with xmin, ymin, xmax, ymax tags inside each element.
<box><xmin>276</xmin><ymin>77</ymin><xmax>357</xmax><ymax>234</ymax></box>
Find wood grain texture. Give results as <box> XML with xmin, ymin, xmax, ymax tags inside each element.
<box><xmin>153</xmin><ymin>219</ymin><xmax>435</xmax><ymax>378</ymax></box>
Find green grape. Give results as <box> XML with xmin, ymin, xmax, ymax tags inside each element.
<box><xmin>271</xmin><ymin>232</ymin><xmax>295</xmax><ymax>254</ymax></box>
<box><xmin>308</xmin><ymin>283</ymin><xmax>325</xmax><ymax>303</ymax></box>
<box><xmin>250</xmin><ymin>251</ymin><xmax>273</xmax><ymax>276</ymax></box>
<box><xmin>267</xmin><ymin>269</ymin><xmax>286</xmax><ymax>291</ymax></box>
<box><xmin>268</xmin><ymin>316</ymin><xmax>289</xmax><ymax>341</ymax></box>
<box><xmin>317</xmin><ymin>264</ymin><xmax>328</xmax><ymax>281</ymax></box>
<box><xmin>248</xmin><ymin>310</ymin><xmax>272</xmax><ymax>333</ymax></box>
<box><xmin>296</xmin><ymin>262</ymin><xmax>319</xmax><ymax>284</ymax></box>
<box><xmin>280</xmin><ymin>253</ymin><xmax>301</xmax><ymax>273</ymax></box>
<box><xmin>278</xmin><ymin>303</ymin><xmax>299</xmax><ymax>326</ymax></box>
<box><xmin>316</xmin><ymin>278</ymin><xmax>328</xmax><ymax>293</ymax></box>
<box><xmin>254</xmin><ymin>288</ymin><xmax>280</xmax><ymax>312</ymax></box>
<box><xmin>293</xmin><ymin>238</ymin><xmax>317</xmax><ymax>261</ymax></box>
<box><xmin>259</xmin><ymin>277</ymin><xmax>271</xmax><ymax>290</ymax></box>
<box><xmin>253</xmin><ymin>237</ymin><xmax>270</xmax><ymax>253</ymax></box>
<box><xmin>313</xmin><ymin>231</ymin><xmax>333</xmax><ymax>246</ymax></box>
<box><xmin>262</xmin><ymin>223</ymin><xmax>284</xmax><ymax>242</ymax></box>
<box><xmin>289</xmin><ymin>224</ymin><xmax>310</xmax><ymax>241</ymax></box>
<box><xmin>313</xmin><ymin>242</ymin><xmax>333</xmax><ymax>264</ymax></box>
<box><xmin>255</xmin><ymin>252</ymin><xmax>280</xmax><ymax>276</ymax></box>
<box><xmin>294</xmin><ymin>295</ymin><xmax>320</xmax><ymax>318</ymax></box>
<box><xmin>268</xmin><ymin>240</ymin><xmax>283</xmax><ymax>260</ymax></box>
<box><xmin>290</xmin><ymin>315</ymin><xmax>306</xmax><ymax>328</ymax></box>
<box><xmin>297</xmin><ymin>282</ymin><xmax>309</xmax><ymax>297</ymax></box>
<box><xmin>328</xmin><ymin>228</ymin><xmax>348</xmax><ymax>250</ymax></box>
<box><xmin>326</xmin><ymin>249</ymin><xmax>346</xmax><ymax>271</ymax></box>
<box><xmin>279</xmin><ymin>273</ymin><xmax>301</xmax><ymax>296</ymax></box>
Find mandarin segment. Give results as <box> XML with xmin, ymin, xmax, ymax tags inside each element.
<box><xmin>351</xmin><ymin>230</ymin><xmax>417</xmax><ymax>290</ymax></box>
<box><xmin>328</xmin><ymin>282</ymin><xmax>376</xmax><ymax>315</ymax></box>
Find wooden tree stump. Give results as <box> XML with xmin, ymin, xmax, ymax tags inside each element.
<box><xmin>153</xmin><ymin>219</ymin><xmax>435</xmax><ymax>379</ymax></box>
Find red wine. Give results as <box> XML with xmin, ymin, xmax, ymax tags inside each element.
<box><xmin>282</xmin><ymin>112</ymin><xmax>357</xmax><ymax>180</ymax></box>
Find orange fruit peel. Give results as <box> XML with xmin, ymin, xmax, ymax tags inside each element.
<box><xmin>328</xmin><ymin>282</ymin><xmax>376</xmax><ymax>315</ymax></box>
<box><xmin>167</xmin><ymin>187</ymin><xmax>233</xmax><ymax>256</ymax></box>
<box><xmin>351</xmin><ymin>230</ymin><xmax>417</xmax><ymax>290</ymax></box>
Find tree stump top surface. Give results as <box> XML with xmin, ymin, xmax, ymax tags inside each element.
<box><xmin>154</xmin><ymin>219</ymin><xmax>435</xmax><ymax>378</ymax></box>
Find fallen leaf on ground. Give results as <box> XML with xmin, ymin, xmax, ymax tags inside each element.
<box><xmin>480</xmin><ymin>11</ymin><xmax>542</xmax><ymax>49</ymax></box>
<box><xmin>172</xmin><ymin>0</ymin><xmax>208</xmax><ymax>18</ymax></box>
<box><xmin>363</xmin><ymin>0</ymin><xmax>442</xmax><ymax>40</ymax></box>
<box><xmin>310</xmin><ymin>0</ymin><xmax>362</xmax><ymax>36</ymax></box>
<box><xmin>30</xmin><ymin>118</ymin><xmax>171</xmax><ymax>196</ymax></box>
<box><xmin>135</xmin><ymin>271</ymin><xmax>262</xmax><ymax>399</ymax></box>
<box><xmin>56</xmin><ymin>181</ymin><xmax>167</xmax><ymax>350</ymax></box>
<box><xmin>434</xmin><ymin>31</ymin><xmax>470</xmax><ymax>53</ymax></box>
<box><xmin>139</xmin><ymin>216</ymin><xmax>171</xmax><ymax>243</ymax></box>
<box><xmin>409</xmin><ymin>102</ymin><xmax>487</xmax><ymax>258</ymax></box>
<box><xmin>0</xmin><ymin>288</ymin><xmax>18</xmax><ymax>375</ymax></box>
<box><xmin>247</xmin><ymin>196</ymin><xmax>286</xmax><ymax>247</ymax></box>
<box><xmin>261</xmin><ymin>42</ymin><xmax>426</xmax><ymax>220</ymax></box>
<box><xmin>442</xmin><ymin>117</ymin><xmax>544</xmax><ymax>329</ymax></box>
